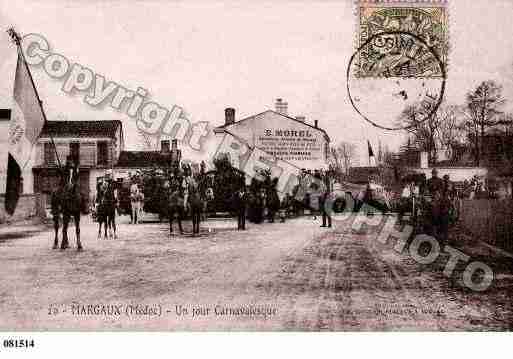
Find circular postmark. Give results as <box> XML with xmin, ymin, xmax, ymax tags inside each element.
<box><xmin>347</xmin><ymin>30</ymin><xmax>446</xmax><ymax>131</ymax></box>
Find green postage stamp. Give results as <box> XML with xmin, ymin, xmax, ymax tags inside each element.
<box><xmin>355</xmin><ymin>0</ymin><xmax>449</xmax><ymax>78</ymax></box>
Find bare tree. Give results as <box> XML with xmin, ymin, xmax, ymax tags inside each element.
<box><xmin>437</xmin><ymin>104</ymin><xmax>466</xmax><ymax>162</ymax></box>
<box><xmin>398</xmin><ymin>97</ymin><xmax>441</xmax><ymax>164</ymax></box>
<box><xmin>464</xmin><ymin>80</ymin><xmax>505</xmax><ymax>166</ymax></box>
<box><xmin>381</xmin><ymin>143</ymin><xmax>395</xmax><ymax>166</ymax></box>
<box><xmin>329</xmin><ymin>141</ymin><xmax>357</xmax><ymax>178</ymax></box>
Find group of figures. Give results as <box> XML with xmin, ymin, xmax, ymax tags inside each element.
<box><xmin>51</xmin><ymin>156</ymin><xmax>121</xmax><ymax>249</ymax></box>
<box><xmin>297</xmin><ymin>167</ymin><xmax>337</xmax><ymax>228</ymax></box>
<box><xmin>229</xmin><ymin>179</ymin><xmax>283</xmax><ymax>231</ymax></box>
<box><xmin>150</xmin><ymin>163</ymin><xmax>213</xmax><ymax>236</ymax></box>
<box><xmin>396</xmin><ymin>168</ymin><xmax>460</xmax><ymax>244</ymax></box>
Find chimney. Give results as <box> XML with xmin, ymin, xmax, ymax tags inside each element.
<box><xmin>225</xmin><ymin>108</ymin><xmax>235</xmax><ymax>125</ymax></box>
<box><xmin>161</xmin><ymin>140</ymin><xmax>170</xmax><ymax>153</ymax></box>
<box><xmin>275</xmin><ymin>98</ymin><xmax>288</xmax><ymax>115</ymax></box>
<box><xmin>172</xmin><ymin>139</ymin><xmax>178</xmax><ymax>150</ymax></box>
<box><xmin>296</xmin><ymin>116</ymin><xmax>305</xmax><ymax>123</ymax></box>
<box><xmin>314</xmin><ymin>120</ymin><xmax>318</xmax><ymax>128</ymax></box>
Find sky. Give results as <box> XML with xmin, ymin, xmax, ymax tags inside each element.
<box><xmin>1</xmin><ymin>0</ymin><xmax>513</xmax><ymax>166</ymax></box>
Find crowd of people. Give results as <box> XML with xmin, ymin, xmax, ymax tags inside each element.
<box><xmin>227</xmin><ymin>167</ymin><xmax>336</xmax><ymax>230</ymax></box>
<box><xmin>396</xmin><ymin>169</ymin><xmax>459</xmax><ymax>244</ymax></box>
<box><xmin>89</xmin><ymin>157</ymin><xmax>512</xmax><ymax>244</ymax></box>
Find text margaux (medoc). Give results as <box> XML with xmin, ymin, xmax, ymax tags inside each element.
<box><xmin>70</xmin><ymin>303</ymin><xmax>161</xmax><ymax>316</ymax></box>
<box><xmin>71</xmin><ymin>304</ymin><xmax>123</xmax><ymax>316</ymax></box>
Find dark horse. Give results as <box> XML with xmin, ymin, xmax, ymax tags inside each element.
<box><xmin>186</xmin><ymin>179</ymin><xmax>203</xmax><ymax>235</ymax></box>
<box><xmin>96</xmin><ymin>178</ymin><xmax>118</xmax><ymax>239</ymax></box>
<box><xmin>167</xmin><ymin>179</ymin><xmax>185</xmax><ymax>235</ymax></box>
<box><xmin>265</xmin><ymin>187</ymin><xmax>280</xmax><ymax>223</ymax></box>
<box><xmin>52</xmin><ymin>158</ymin><xmax>83</xmax><ymax>251</ymax></box>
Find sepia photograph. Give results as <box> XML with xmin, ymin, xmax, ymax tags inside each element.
<box><xmin>0</xmin><ymin>1</ymin><xmax>512</xmax><ymax>350</ymax></box>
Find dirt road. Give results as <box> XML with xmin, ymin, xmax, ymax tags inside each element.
<box><xmin>0</xmin><ymin>215</ymin><xmax>511</xmax><ymax>330</ymax></box>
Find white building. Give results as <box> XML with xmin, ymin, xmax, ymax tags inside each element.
<box><xmin>214</xmin><ymin>99</ymin><xmax>330</xmax><ymax>171</ymax></box>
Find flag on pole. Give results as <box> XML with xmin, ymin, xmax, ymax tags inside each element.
<box><xmin>5</xmin><ymin>49</ymin><xmax>45</xmax><ymax>215</ymax></box>
<box><xmin>367</xmin><ymin>140</ymin><xmax>376</xmax><ymax>167</ymax></box>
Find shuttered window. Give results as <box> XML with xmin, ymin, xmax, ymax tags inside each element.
<box><xmin>70</xmin><ymin>142</ymin><xmax>80</xmax><ymax>163</ymax></box>
<box><xmin>44</xmin><ymin>143</ymin><xmax>55</xmax><ymax>165</ymax></box>
<box><xmin>97</xmin><ymin>141</ymin><xmax>109</xmax><ymax>166</ymax></box>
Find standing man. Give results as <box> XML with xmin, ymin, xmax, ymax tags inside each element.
<box><xmin>130</xmin><ymin>177</ymin><xmax>140</xmax><ymax>224</ymax></box>
<box><xmin>137</xmin><ymin>185</ymin><xmax>145</xmax><ymax>223</ymax></box>
<box><xmin>104</xmin><ymin>170</ymin><xmax>118</xmax><ymax>239</ymax></box>
<box><xmin>233</xmin><ymin>184</ymin><xmax>248</xmax><ymax>230</ymax></box>
<box><xmin>439</xmin><ymin>174</ymin><xmax>454</xmax><ymax>244</ymax></box>
<box><xmin>320</xmin><ymin>188</ymin><xmax>332</xmax><ymax>228</ymax></box>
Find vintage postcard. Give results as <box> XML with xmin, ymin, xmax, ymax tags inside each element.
<box><xmin>0</xmin><ymin>0</ymin><xmax>513</xmax><ymax>339</ymax></box>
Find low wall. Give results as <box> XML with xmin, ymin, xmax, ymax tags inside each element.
<box><xmin>0</xmin><ymin>194</ymin><xmax>45</xmax><ymax>224</ymax></box>
<box><xmin>413</xmin><ymin>167</ymin><xmax>488</xmax><ymax>182</ymax></box>
<box><xmin>460</xmin><ymin>199</ymin><xmax>513</xmax><ymax>252</ymax></box>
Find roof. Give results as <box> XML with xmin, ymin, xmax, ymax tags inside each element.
<box><xmin>39</xmin><ymin>120</ymin><xmax>122</xmax><ymax>139</ymax></box>
<box><xmin>215</xmin><ymin>110</ymin><xmax>330</xmax><ymax>142</ymax></box>
<box><xmin>115</xmin><ymin>150</ymin><xmax>178</xmax><ymax>168</ymax></box>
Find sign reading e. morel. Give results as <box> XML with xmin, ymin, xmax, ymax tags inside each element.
<box><xmin>215</xmin><ymin>109</ymin><xmax>330</xmax><ymax>170</ymax></box>
<box><xmin>257</xmin><ymin>127</ymin><xmax>323</xmax><ymax>163</ymax></box>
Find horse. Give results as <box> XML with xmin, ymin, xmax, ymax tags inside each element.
<box><xmin>187</xmin><ymin>181</ymin><xmax>203</xmax><ymax>235</ymax></box>
<box><xmin>95</xmin><ymin>183</ymin><xmax>107</xmax><ymax>239</ymax></box>
<box><xmin>168</xmin><ymin>183</ymin><xmax>185</xmax><ymax>235</ymax></box>
<box><xmin>426</xmin><ymin>189</ymin><xmax>453</xmax><ymax>245</ymax></box>
<box><xmin>265</xmin><ymin>188</ymin><xmax>280</xmax><ymax>223</ymax></box>
<box><xmin>53</xmin><ymin>160</ymin><xmax>83</xmax><ymax>251</ymax></box>
<box><xmin>96</xmin><ymin>179</ymin><xmax>118</xmax><ymax>239</ymax></box>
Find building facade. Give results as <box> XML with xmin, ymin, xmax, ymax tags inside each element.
<box><xmin>32</xmin><ymin>120</ymin><xmax>124</xmax><ymax>211</ymax></box>
<box><xmin>214</xmin><ymin>99</ymin><xmax>330</xmax><ymax>171</ymax></box>
<box><xmin>114</xmin><ymin>140</ymin><xmax>182</xmax><ymax>181</ymax></box>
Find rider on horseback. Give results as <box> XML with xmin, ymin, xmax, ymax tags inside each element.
<box><xmin>53</xmin><ymin>155</ymin><xmax>83</xmax><ymax>251</ymax></box>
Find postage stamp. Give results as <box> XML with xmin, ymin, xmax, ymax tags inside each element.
<box><xmin>355</xmin><ymin>0</ymin><xmax>449</xmax><ymax>78</ymax></box>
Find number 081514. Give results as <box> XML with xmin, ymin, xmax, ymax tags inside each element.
<box><xmin>3</xmin><ymin>339</ymin><xmax>35</xmax><ymax>348</ymax></box>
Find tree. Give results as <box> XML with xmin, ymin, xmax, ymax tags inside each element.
<box><xmin>396</xmin><ymin>137</ymin><xmax>420</xmax><ymax>167</ymax></box>
<box><xmin>437</xmin><ymin>104</ymin><xmax>466</xmax><ymax>162</ymax></box>
<box><xmin>398</xmin><ymin>96</ymin><xmax>471</xmax><ymax>165</ymax></box>
<box><xmin>381</xmin><ymin>144</ymin><xmax>395</xmax><ymax>166</ymax></box>
<box><xmin>398</xmin><ymin>98</ymin><xmax>441</xmax><ymax>164</ymax></box>
<box><xmin>329</xmin><ymin>141</ymin><xmax>357</xmax><ymax>178</ymax></box>
<box><xmin>464</xmin><ymin>80</ymin><xmax>505</xmax><ymax>165</ymax></box>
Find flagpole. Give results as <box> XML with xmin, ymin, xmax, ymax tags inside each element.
<box><xmin>7</xmin><ymin>28</ymin><xmax>63</xmax><ymax>170</ymax></box>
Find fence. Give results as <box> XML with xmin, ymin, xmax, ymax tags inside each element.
<box><xmin>460</xmin><ymin>198</ymin><xmax>513</xmax><ymax>252</ymax></box>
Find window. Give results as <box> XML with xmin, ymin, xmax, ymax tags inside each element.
<box><xmin>44</xmin><ymin>143</ymin><xmax>56</xmax><ymax>165</ymax></box>
<box><xmin>70</xmin><ymin>142</ymin><xmax>80</xmax><ymax>163</ymax></box>
<box><xmin>97</xmin><ymin>141</ymin><xmax>109</xmax><ymax>166</ymax></box>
